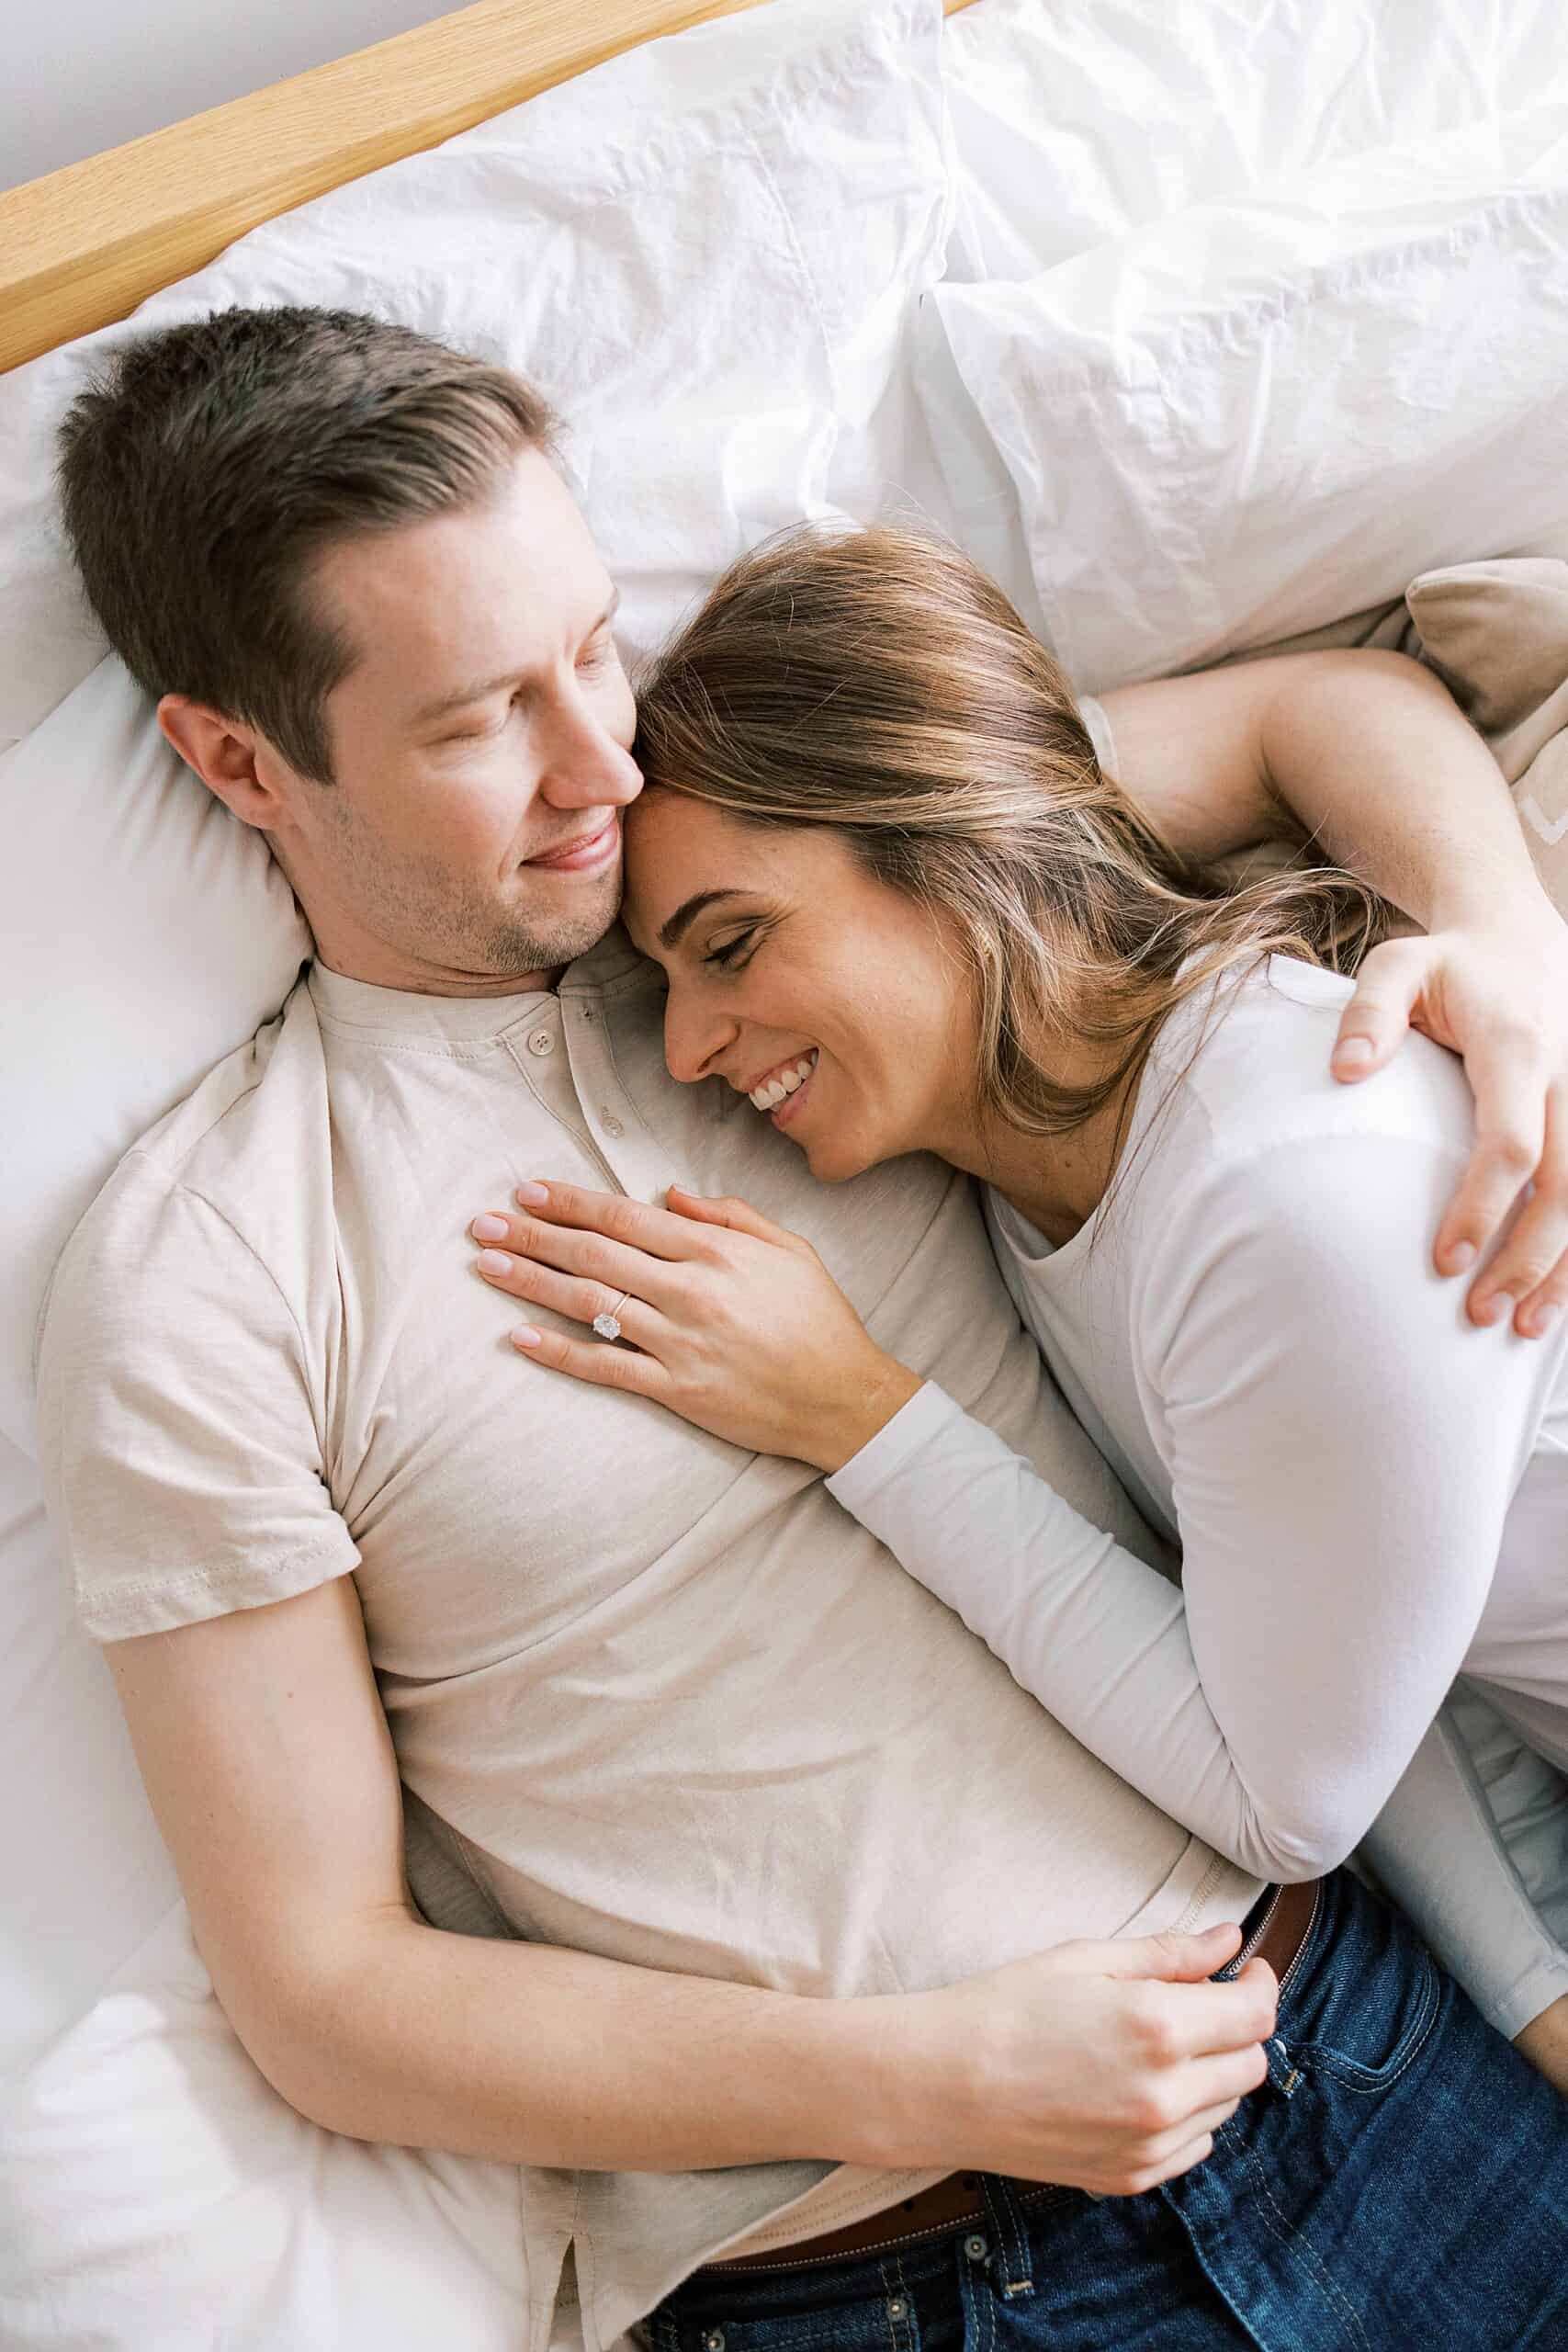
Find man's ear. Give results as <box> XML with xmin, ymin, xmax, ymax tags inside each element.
<box><xmin>157</xmin><ymin>695</ymin><xmax>291</xmax><ymax>831</ymax></box>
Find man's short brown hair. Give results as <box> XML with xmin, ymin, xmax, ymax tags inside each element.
<box><xmin>57</xmin><ymin>306</ymin><xmax>558</xmax><ymax>780</ymax></box>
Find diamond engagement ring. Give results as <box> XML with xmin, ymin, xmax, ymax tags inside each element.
<box><xmin>592</xmin><ymin>1291</ymin><xmax>631</xmax><ymax>1342</ymax></box>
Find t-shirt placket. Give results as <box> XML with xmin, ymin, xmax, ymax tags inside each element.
<box><xmin>558</xmin><ymin>987</ymin><xmax>684</xmax><ymax>1206</ymax></box>
<box><xmin>498</xmin><ymin>996</ymin><xmax>614</xmax><ymax>1182</ymax></box>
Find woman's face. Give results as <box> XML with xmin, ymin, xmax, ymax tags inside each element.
<box><xmin>623</xmin><ymin>789</ymin><xmax>974</xmax><ymax>1182</ymax></box>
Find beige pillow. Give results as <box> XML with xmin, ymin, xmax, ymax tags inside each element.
<box><xmin>1406</xmin><ymin>559</ymin><xmax>1568</xmax><ymax>914</ymax></box>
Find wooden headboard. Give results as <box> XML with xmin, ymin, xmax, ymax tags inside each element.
<box><xmin>0</xmin><ymin>0</ymin><xmax>976</xmax><ymax>376</ymax></box>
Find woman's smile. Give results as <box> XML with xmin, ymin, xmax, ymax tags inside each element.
<box><xmin>624</xmin><ymin>787</ymin><xmax>969</xmax><ymax>1184</ymax></box>
<box><xmin>744</xmin><ymin>1047</ymin><xmax>819</xmax><ymax>1122</ymax></box>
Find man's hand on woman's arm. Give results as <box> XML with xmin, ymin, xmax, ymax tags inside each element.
<box><xmin>1328</xmin><ymin>924</ymin><xmax>1568</xmax><ymax>1337</ymax></box>
<box><xmin>107</xmin><ymin>1573</ymin><xmax>1273</xmax><ymax>2194</ymax></box>
<box><xmin>1101</xmin><ymin>648</ymin><xmax>1568</xmax><ymax>1336</ymax></box>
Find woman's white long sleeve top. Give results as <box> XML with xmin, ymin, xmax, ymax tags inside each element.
<box><xmin>829</xmin><ymin>957</ymin><xmax>1568</xmax><ymax>2006</ymax></box>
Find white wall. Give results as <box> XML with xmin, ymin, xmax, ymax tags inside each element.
<box><xmin>3</xmin><ymin>0</ymin><xmax>463</xmax><ymax>191</ymax></box>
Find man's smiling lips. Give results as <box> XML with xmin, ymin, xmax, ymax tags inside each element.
<box><xmin>526</xmin><ymin>816</ymin><xmax>621</xmax><ymax>873</ymax></box>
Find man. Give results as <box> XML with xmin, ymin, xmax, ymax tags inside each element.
<box><xmin>38</xmin><ymin>306</ymin><xmax>1568</xmax><ymax>2350</ymax></box>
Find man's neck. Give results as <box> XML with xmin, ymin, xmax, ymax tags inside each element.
<box><xmin>312</xmin><ymin>950</ymin><xmax>562</xmax><ymax>1000</ymax></box>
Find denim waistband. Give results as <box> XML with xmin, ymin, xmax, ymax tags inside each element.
<box><xmin>645</xmin><ymin>1869</ymin><xmax>1568</xmax><ymax>2352</ymax></box>
<box><xmin>650</xmin><ymin>2169</ymin><xmax>1065</xmax><ymax>2346</ymax></box>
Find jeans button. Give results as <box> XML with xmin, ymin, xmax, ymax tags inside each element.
<box><xmin>703</xmin><ymin>2333</ymin><xmax>725</xmax><ymax>2351</ymax></box>
<box><xmin>964</xmin><ymin>2233</ymin><xmax>989</xmax><ymax>2263</ymax></box>
<box><xmin>887</xmin><ymin>2299</ymin><xmax>908</xmax><ymax>2320</ymax></box>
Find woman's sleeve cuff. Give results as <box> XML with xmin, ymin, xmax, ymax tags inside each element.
<box><xmin>826</xmin><ymin>1380</ymin><xmax>962</xmax><ymax>1512</ymax></box>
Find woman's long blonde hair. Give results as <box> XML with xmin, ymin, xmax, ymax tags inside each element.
<box><xmin>635</xmin><ymin>524</ymin><xmax>1387</xmax><ymax>1142</ymax></box>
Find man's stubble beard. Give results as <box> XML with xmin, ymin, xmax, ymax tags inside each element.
<box><xmin>346</xmin><ymin>830</ymin><xmax>625</xmax><ymax>983</ymax></box>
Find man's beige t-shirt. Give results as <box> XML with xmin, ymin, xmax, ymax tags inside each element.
<box><xmin>37</xmin><ymin>923</ymin><xmax>1258</xmax><ymax>2352</ymax></box>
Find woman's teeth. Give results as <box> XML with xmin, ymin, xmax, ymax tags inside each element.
<box><xmin>749</xmin><ymin>1050</ymin><xmax>818</xmax><ymax>1112</ymax></box>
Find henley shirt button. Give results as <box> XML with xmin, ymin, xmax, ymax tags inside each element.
<box><xmin>526</xmin><ymin>1028</ymin><xmax>555</xmax><ymax>1057</ymax></box>
<box><xmin>601</xmin><ymin>1110</ymin><xmax>625</xmax><ymax>1136</ymax></box>
<box><xmin>964</xmin><ymin>2233</ymin><xmax>989</xmax><ymax>2264</ymax></box>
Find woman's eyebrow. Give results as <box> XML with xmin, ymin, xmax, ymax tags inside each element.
<box><xmin>658</xmin><ymin>888</ymin><xmax>746</xmax><ymax>950</ymax></box>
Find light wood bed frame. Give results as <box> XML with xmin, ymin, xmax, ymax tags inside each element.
<box><xmin>0</xmin><ymin>0</ymin><xmax>976</xmax><ymax>377</ymax></box>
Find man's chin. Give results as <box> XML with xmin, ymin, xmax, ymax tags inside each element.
<box><xmin>487</xmin><ymin>873</ymin><xmax>622</xmax><ymax>976</ymax></box>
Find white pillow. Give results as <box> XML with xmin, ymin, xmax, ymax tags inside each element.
<box><xmin>0</xmin><ymin>0</ymin><xmax>951</xmax><ymax>752</ymax></box>
<box><xmin>0</xmin><ymin>1908</ymin><xmax>532</xmax><ymax>2352</ymax></box>
<box><xmin>0</xmin><ymin>1428</ymin><xmax>180</xmax><ymax>2080</ymax></box>
<box><xmin>941</xmin><ymin>0</ymin><xmax>1568</xmax><ymax>282</ymax></box>
<box><xmin>0</xmin><ymin>0</ymin><xmax>952</xmax><ymax>1458</ymax></box>
<box><xmin>926</xmin><ymin>97</ymin><xmax>1568</xmax><ymax>690</ymax></box>
<box><xmin>0</xmin><ymin>663</ymin><xmax>308</xmax><ymax>1457</ymax></box>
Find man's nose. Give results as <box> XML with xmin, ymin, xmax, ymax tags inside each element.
<box><xmin>536</xmin><ymin>684</ymin><xmax>642</xmax><ymax>808</ymax></box>
<box><xmin>664</xmin><ymin>989</ymin><xmax>736</xmax><ymax>1086</ymax></box>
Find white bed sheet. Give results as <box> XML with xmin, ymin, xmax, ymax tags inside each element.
<box><xmin>0</xmin><ymin>1431</ymin><xmax>178</xmax><ymax>2072</ymax></box>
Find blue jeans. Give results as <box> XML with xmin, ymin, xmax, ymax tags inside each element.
<box><xmin>648</xmin><ymin>1871</ymin><xmax>1568</xmax><ymax>2351</ymax></box>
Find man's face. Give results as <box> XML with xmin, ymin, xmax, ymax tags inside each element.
<box><xmin>265</xmin><ymin>447</ymin><xmax>641</xmax><ymax>993</ymax></box>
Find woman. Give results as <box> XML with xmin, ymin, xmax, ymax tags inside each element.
<box><xmin>468</xmin><ymin>523</ymin><xmax>1568</xmax><ymax>2064</ymax></box>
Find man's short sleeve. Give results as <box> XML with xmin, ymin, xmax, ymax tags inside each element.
<box><xmin>38</xmin><ymin>1157</ymin><xmax>360</xmax><ymax>1642</ymax></box>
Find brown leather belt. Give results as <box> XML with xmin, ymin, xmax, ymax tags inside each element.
<box><xmin>705</xmin><ymin>1879</ymin><xmax>1320</xmax><ymax>2276</ymax></box>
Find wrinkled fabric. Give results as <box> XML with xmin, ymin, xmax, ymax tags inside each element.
<box><xmin>933</xmin><ymin>100</ymin><xmax>1568</xmax><ymax>690</ymax></box>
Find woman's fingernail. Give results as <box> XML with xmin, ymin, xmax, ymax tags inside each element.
<box><xmin>511</xmin><ymin>1326</ymin><xmax>542</xmax><ymax>1349</ymax></box>
<box><xmin>471</xmin><ymin>1215</ymin><xmax>510</xmax><ymax>1243</ymax></box>
<box><xmin>516</xmin><ymin>1182</ymin><xmax>549</xmax><ymax>1207</ymax></box>
<box><xmin>476</xmin><ymin>1250</ymin><xmax>513</xmax><ymax>1278</ymax></box>
<box><xmin>1529</xmin><ymin>1305</ymin><xmax>1561</xmax><ymax>1336</ymax></box>
<box><xmin>1446</xmin><ymin>1242</ymin><xmax>1477</xmax><ymax>1276</ymax></box>
<box><xmin>1335</xmin><ymin>1037</ymin><xmax>1375</xmax><ymax>1069</ymax></box>
<box><xmin>1474</xmin><ymin>1292</ymin><xmax>1508</xmax><ymax>1327</ymax></box>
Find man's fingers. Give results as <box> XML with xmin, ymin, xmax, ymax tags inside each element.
<box><xmin>1114</xmin><ymin>2132</ymin><xmax>1217</xmax><ymax>2197</ymax></box>
<box><xmin>1514</xmin><ymin>1257</ymin><xmax>1568</xmax><ymax>1341</ymax></box>
<box><xmin>1097</xmin><ymin>1922</ymin><xmax>1241</xmax><ymax>1985</ymax></box>
<box><xmin>1085</xmin><ymin>2045</ymin><xmax>1274</xmax><ymax>2197</ymax></box>
<box><xmin>1143</xmin><ymin>1966</ymin><xmax>1278</xmax><ymax>2064</ymax></box>
<box><xmin>1179</xmin><ymin>2037</ymin><xmax>1272</xmax><ymax>2109</ymax></box>
<box><xmin>1463</xmin><ymin>1082</ymin><xmax>1568</xmax><ymax>1334</ymax></box>
<box><xmin>1468</xmin><ymin>1179</ymin><xmax>1568</xmax><ymax>1332</ymax></box>
<box><xmin>1332</xmin><ymin>941</ymin><xmax>1424</xmax><ymax>1083</ymax></box>
<box><xmin>1136</xmin><ymin>2086</ymin><xmax>1251</xmax><ymax>2165</ymax></box>
<box><xmin>1434</xmin><ymin>1043</ymin><xmax>1547</xmax><ymax>1288</ymax></box>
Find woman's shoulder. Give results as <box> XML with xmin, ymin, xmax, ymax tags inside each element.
<box><xmin>1141</xmin><ymin>952</ymin><xmax>1474</xmax><ymax>1214</ymax></box>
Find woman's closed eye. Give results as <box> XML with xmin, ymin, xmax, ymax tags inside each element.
<box><xmin>705</xmin><ymin>927</ymin><xmax>761</xmax><ymax>971</ymax></box>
